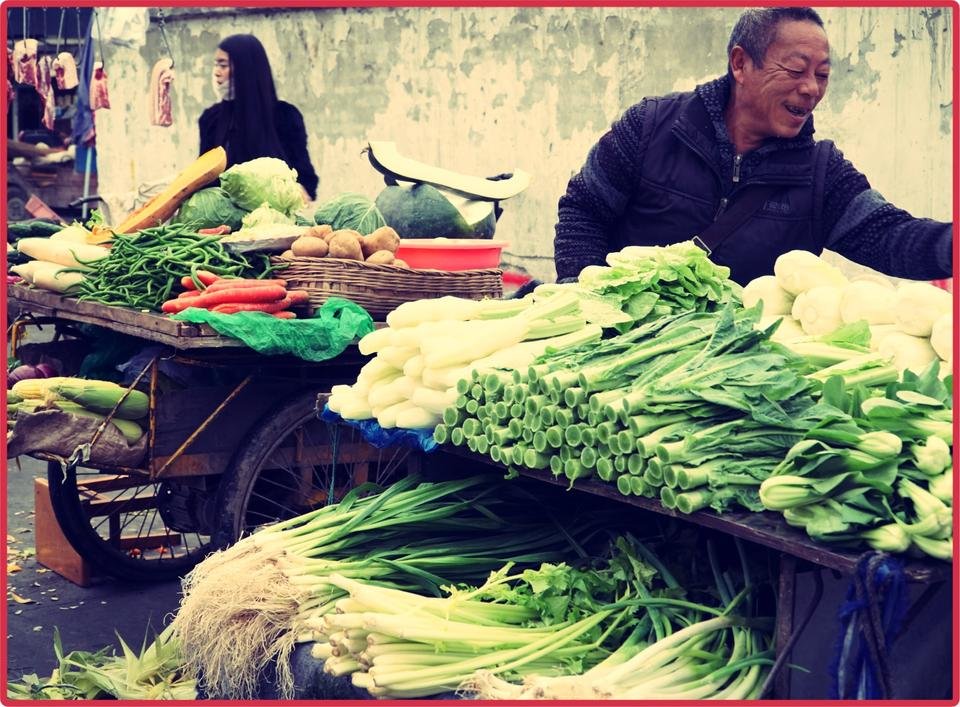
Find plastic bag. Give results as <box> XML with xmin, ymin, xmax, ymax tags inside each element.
<box><xmin>171</xmin><ymin>297</ymin><xmax>374</xmax><ymax>362</ymax></box>
<box><xmin>319</xmin><ymin>406</ymin><xmax>438</xmax><ymax>453</ymax></box>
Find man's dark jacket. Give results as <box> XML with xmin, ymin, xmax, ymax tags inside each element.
<box><xmin>555</xmin><ymin>76</ymin><xmax>952</xmax><ymax>285</ymax></box>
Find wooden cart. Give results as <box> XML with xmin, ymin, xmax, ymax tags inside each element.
<box><xmin>7</xmin><ymin>284</ymin><xmax>417</xmax><ymax>582</ymax></box>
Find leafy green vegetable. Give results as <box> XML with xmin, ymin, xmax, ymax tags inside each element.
<box><xmin>241</xmin><ymin>202</ymin><xmax>293</xmax><ymax>228</ymax></box>
<box><xmin>85</xmin><ymin>209</ymin><xmax>106</xmax><ymax>229</ymax></box>
<box><xmin>576</xmin><ymin>242</ymin><xmax>741</xmax><ymax>327</ymax></box>
<box><xmin>313</xmin><ymin>192</ymin><xmax>386</xmax><ymax>235</ymax></box>
<box><xmin>173</xmin><ymin>187</ymin><xmax>247</xmax><ymax>231</ymax></box>
<box><xmin>219</xmin><ymin>157</ymin><xmax>303</xmax><ymax>215</ymax></box>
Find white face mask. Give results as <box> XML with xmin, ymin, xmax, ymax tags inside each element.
<box><xmin>212</xmin><ymin>72</ymin><xmax>233</xmax><ymax>100</ymax></box>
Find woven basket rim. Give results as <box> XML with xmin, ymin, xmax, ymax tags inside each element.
<box><xmin>271</xmin><ymin>255</ymin><xmax>502</xmax><ymax>276</ymax></box>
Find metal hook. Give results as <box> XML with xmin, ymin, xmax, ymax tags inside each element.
<box><xmin>94</xmin><ymin>8</ymin><xmax>105</xmax><ymax>67</ymax></box>
<box><xmin>157</xmin><ymin>9</ymin><xmax>174</xmax><ymax>68</ymax></box>
<box><xmin>55</xmin><ymin>8</ymin><xmax>66</xmax><ymax>56</ymax></box>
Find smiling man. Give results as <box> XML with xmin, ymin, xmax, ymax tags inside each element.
<box><xmin>554</xmin><ymin>7</ymin><xmax>953</xmax><ymax>285</ymax></box>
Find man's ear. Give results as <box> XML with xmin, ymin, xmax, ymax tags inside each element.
<box><xmin>729</xmin><ymin>46</ymin><xmax>748</xmax><ymax>84</ymax></box>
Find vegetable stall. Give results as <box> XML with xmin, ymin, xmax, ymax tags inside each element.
<box><xmin>6</xmin><ymin>147</ymin><xmax>953</xmax><ymax>701</ymax></box>
<box><xmin>4</xmin><ymin>145</ymin><xmax>512</xmax><ymax>583</ymax></box>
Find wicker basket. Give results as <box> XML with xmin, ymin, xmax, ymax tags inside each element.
<box><xmin>271</xmin><ymin>256</ymin><xmax>503</xmax><ymax>318</ymax></box>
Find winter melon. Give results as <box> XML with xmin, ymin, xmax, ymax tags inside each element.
<box><xmin>374</xmin><ymin>183</ymin><xmax>497</xmax><ymax>240</ymax></box>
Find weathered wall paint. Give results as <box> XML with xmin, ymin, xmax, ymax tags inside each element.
<box><xmin>97</xmin><ymin>6</ymin><xmax>952</xmax><ymax>281</ymax></box>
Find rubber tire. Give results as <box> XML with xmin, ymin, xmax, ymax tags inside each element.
<box><xmin>7</xmin><ymin>185</ymin><xmax>29</xmax><ymax>222</ymax></box>
<box><xmin>213</xmin><ymin>390</ymin><xmax>408</xmax><ymax>548</ymax></box>
<box><xmin>46</xmin><ymin>461</ymin><xmax>215</xmax><ymax>582</ymax></box>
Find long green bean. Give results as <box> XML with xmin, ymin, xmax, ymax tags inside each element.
<box><xmin>77</xmin><ymin>224</ymin><xmax>268</xmax><ymax>311</ymax></box>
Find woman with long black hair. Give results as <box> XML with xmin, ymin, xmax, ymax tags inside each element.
<box><xmin>199</xmin><ymin>34</ymin><xmax>319</xmax><ymax>201</ymax></box>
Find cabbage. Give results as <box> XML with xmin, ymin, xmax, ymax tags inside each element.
<box><xmin>219</xmin><ymin>157</ymin><xmax>303</xmax><ymax>215</ymax></box>
<box><xmin>173</xmin><ymin>187</ymin><xmax>247</xmax><ymax>231</ymax></box>
<box><xmin>241</xmin><ymin>203</ymin><xmax>294</xmax><ymax>228</ymax></box>
<box><xmin>313</xmin><ymin>192</ymin><xmax>386</xmax><ymax>236</ymax></box>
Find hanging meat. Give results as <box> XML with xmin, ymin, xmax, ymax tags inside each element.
<box><xmin>90</xmin><ymin>60</ymin><xmax>110</xmax><ymax>111</ymax></box>
<box><xmin>12</xmin><ymin>39</ymin><xmax>39</xmax><ymax>87</ymax></box>
<box><xmin>148</xmin><ymin>58</ymin><xmax>175</xmax><ymax>127</ymax></box>
<box><xmin>52</xmin><ymin>51</ymin><xmax>79</xmax><ymax>90</ymax></box>
<box><xmin>37</xmin><ymin>55</ymin><xmax>56</xmax><ymax>130</ymax></box>
<box><xmin>7</xmin><ymin>51</ymin><xmax>16</xmax><ymax>105</ymax></box>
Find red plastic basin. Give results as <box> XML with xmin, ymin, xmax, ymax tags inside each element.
<box><xmin>394</xmin><ymin>238</ymin><xmax>510</xmax><ymax>271</ymax></box>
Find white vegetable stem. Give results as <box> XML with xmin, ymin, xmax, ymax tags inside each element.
<box><xmin>839</xmin><ymin>279</ymin><xmax>897</xmax><ymax>324</ymax></box>
<box><xmin>773</xmin><ymin>249</ymin><xmax>847</xmax><ymax>296</ymax></box>
<box><xmin>930</xmin><ymin>312</ymin><xmax>953</xmax><ymax>363</ymax></box>
<box><xmin>791</xmin><ymin>285</ymin><xmax>843</xmax><ymax>336</ymax></box>
<box><xmin>741</xmin><ymin>275</ymin><xmax>794</xmax><ymax>316</ymax></box>
<box><xmin>893</xmin><ymin>282</ymin><xmax>952</xmax><ymax>337</ymax></box>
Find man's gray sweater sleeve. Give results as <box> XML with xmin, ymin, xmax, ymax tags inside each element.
<box><xmin>822</xmin><ymin>146</ymin><xmax>953</xmax><ymax>280</ymax></box>
<box><xmin>553</xmin><ymin>101</ymin><xmax>649</xmax><ymax>283</ymax></box>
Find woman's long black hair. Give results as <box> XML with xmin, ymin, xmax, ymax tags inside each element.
<box><xmin>213</xmin><ymin>34</ymin><xmax>286</xmax><ymax>164</ymax></box>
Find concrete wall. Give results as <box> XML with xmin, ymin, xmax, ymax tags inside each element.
<box><xmin>95</xmin><ymin>6</ymin><xmax>953</xmax><ymax>282</ymax></box>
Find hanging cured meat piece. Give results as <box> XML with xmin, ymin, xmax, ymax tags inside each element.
<box><xmin>12</xmin><ymin>39</ymin><xmax>38</xmax><ymax>87</ymax></box>
<box><xmin>90</xmin><ymin>60</ymin><xmax>110</xmax><ymax>110</ymax></box>
<box><xmin>53</xmin><ymin>51</ymin><xmax>79</xmax><ymax>90</ymax></box>
<box><xmin>7</xmin><ymin>51</ymin><xmax>16</xmax><ymax>105</ymax></box>
<box><xmin>148</xmin><ymin>57</ymin><xmax>175</xmax><ymax>127</ymax></box>
<box><xmin>37</xmin><ymin>55</ymin><xmax>56</xmax><ymax>130</ymax></box>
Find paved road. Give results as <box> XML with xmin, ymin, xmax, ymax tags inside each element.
<box><xmin>4</xmin><ymin>456</ymin><xmax>182</xmax><ymax>685</ymax></box>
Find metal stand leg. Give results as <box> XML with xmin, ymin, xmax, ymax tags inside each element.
<box><xmin>761</xmin><ymin>555</ymin><xmax>824</xmax><ymax>699</ymax></box>
<box><xmin>774</xmin><ymin>554</ymin><xmax>797</xmax><ymax>698</ymax></box>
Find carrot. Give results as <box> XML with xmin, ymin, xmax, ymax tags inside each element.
<box><xmin>203</xmin><ymin>278</ymin><xmax>288</xmax><ymax>293</ymax></box>
<box><xmin>177</xmin><ymin>289</ymin><xmax>203</xmax><ymax>300</ymax></box>
<box><xmin>198</xmin><ymin>225</ymin><xmax>231</xmax><ymax>236</ymax></box>
<box><xmin>188</xmin><ymin>284</ymin><xmax>287</xmax><ymax>308</ymax></box>
<box><xmin>212</xmin><ymin>299</ymin><xmax>292</xmax><ymax>314</ymax></box>
<box><xmin>272</xmin><ymin>311</ymin><xmax>297</xmax><ymax>319</ymax></box>
<box><xmin>161</xmin><ymin>298</ymin><xmax>195</xmax><ymax>314</ymax></box>
<box><xmin>161</xmin><ymin>284</ymin><xmax>288</xmax><ymax>315</ymax></box>
<box><xmin>210</xmin><ymin>291</ymin><xmax>309</xmax><ymax>314</ymax></box>
<box><xmin>180</xmin><ymin>270</ymin><xmax>220</xmax><ymax>290</ymax></box>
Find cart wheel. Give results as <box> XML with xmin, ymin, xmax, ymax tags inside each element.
<box><xmin>46</xmin><ymin>461</ymin><xmax>215</xmax><ymax>582</ymax></box>
<box><xmin>6</xmin><ymin>184</ymin><xmax>29</xmax><ymax>223</ymax></box>
<box><xmin>213</xmin><ymin>390</ymin><xmax>414</xmax><ymax>546</ymax></box>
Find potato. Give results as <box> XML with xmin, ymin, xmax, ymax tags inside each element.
<box><xmin>291</xmin><ymin>235</ymin><xmax>330</xmax><ymax>258</ymax></box>
<box><xmin>392</xmin><ymin>258</ymin><xmax>409</xmax><ymax>269</ymax></box>
<box><xmin>306</xmin><ymin>224</ymin><xmax>333</xmax><ymax>240</ymax></box>
<box><xmin>361</xmin><ymin>226</ymin><xmax>401</xmax><ymax>258</ymax></box>
<box><xmin>330</xmin><ymin>228</ymin><xmax>362</xmax><ymax>242</ymax></box>
<box><xmin>280</xmin><ymin>249</ymin><xmax>295</xmax><ymax>259</ymax></box>
<box><xmin>327</xmin><ymin>233</ymin><xmax>364</xmax><ymax>260</ymax></box>
<box><xmin>365</xmin><ymin>249</ymin><xmax>395</xmax><ymax>265</ymax></box>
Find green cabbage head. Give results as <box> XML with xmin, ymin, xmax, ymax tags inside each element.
<box><xmin>173</xmin><ymin>187</ymin><xmax>247</xmax><ymax>231</ymax></box>
<box><xmin>242</xmin><ymin>202</ymin><xmax>294</xmax><ymax>228</ymax></box>
<box><xmin>219</xmin><ymin>157</ymin><xmax>303</xmax><ymax>215</ymax></box>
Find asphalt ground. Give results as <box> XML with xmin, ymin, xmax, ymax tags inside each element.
<box><xmin>4</xmin><ymin>455</ymin><xmax>182</xmax><ymax>688</ymax></box>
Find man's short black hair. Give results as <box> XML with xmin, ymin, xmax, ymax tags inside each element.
<box><xmin>726</xmin><ymin>7</ymin><xmax>825</xmax><ymax>72</ymax></box>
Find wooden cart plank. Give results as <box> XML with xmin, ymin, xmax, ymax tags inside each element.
<box><xmin>7</xmin><ymin>283</ymin><xmax>244</xmax><ymax>349</ymax></box>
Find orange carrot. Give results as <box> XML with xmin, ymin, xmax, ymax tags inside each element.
<box><xmin>203</xmin><ymin>278</ymin><xmax>287</xmax><ymax>293</ymax></box>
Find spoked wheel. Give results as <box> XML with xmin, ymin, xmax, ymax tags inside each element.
<box><xmin>46</xmin><ymin>461</ymin><xmax>216</xmax><ymax>582</ymax></box>
<box><xmin>213</xmin><ymin>390</ymin><xmax>415</xmax><ymax>546</ymax></box>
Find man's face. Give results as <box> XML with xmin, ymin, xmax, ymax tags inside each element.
<box><xmin>735</xmin><ymin>20</ymin><xmax>831</xmax><ymax>140</ymax></box>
